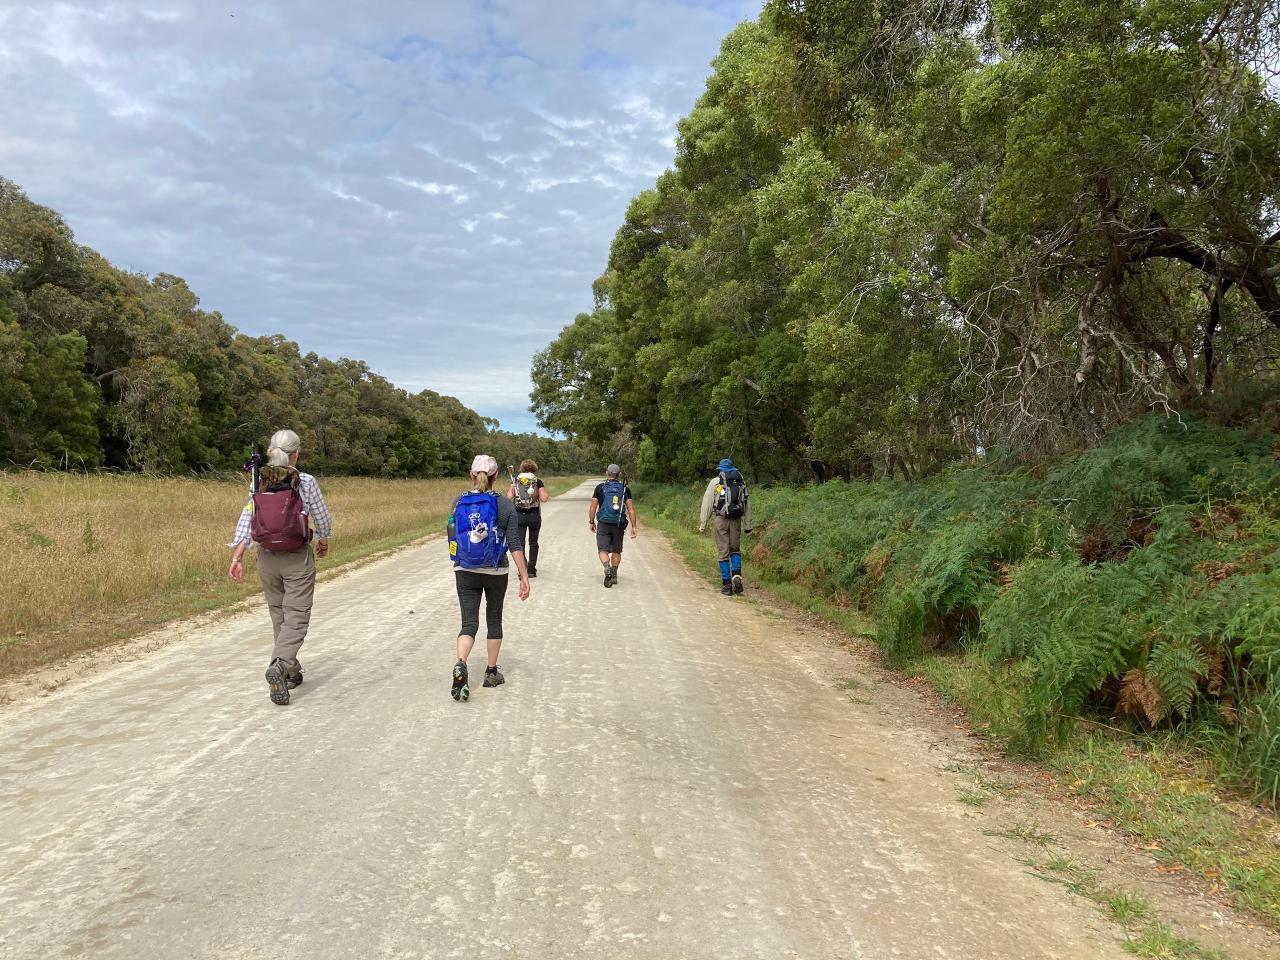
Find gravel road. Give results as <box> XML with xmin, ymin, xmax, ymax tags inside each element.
<box><xmin>0</xmin><ymin>482</ymin><xmax>1127</xmax><ymax>959</ymax></box>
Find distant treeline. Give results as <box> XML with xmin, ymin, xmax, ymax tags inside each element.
<box><xmin>532</xmin><ymin>1</ymin><xmax>1280</xmax><ymax>482</ymax></box>
<box><xmin>0</xmin><ymin>177</ymin><xmax>587</xmax><ymax>476</ymax></box>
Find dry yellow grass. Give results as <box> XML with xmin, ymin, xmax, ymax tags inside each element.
<box><xmin>0</xmin><ymin>472</ymin><xmax>587</xmax><ymax>678</ymax></box>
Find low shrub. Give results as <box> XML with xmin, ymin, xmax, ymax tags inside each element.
<box><xmin>671</xmin><ymin>413</ymin><xmax>1280</xmax><ymax>803</ymax></box>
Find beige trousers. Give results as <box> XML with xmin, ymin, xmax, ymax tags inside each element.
<box><xmin>256</xmin><ymin>545</ymin><xmax>315</xmax><ymax>670</ymax></box>
<box><xmin>713</xmin><ymin>515</ymin><xmax>742</xmax><ymax>561</ymax></box>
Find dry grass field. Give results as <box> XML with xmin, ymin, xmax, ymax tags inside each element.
<box><xmin>0</xmin><ymin>472</ymin><xmax>587</xmax><ymax>678</ymax></box>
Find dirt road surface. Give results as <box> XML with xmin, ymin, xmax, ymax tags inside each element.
<box><xmin>0</xmin><ymin>482</ymin><xmax>1130</xmax><ymax>959</ymax></box>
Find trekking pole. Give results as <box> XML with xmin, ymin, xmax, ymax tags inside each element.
<box><xmin>242</xmin><ymin>448</ymin><xmax>262</xmax><ymax>495</ymax></box>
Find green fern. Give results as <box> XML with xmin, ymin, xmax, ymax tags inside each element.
<box><xmin>646</xmin><ymin>411</ymin><xmax>1280</xmax><ymax>797</ymax></box>
<box><xmin>1147</xmin><ymin>636</ymin><xmax>1209</xmax><ymax>720</ymax></box>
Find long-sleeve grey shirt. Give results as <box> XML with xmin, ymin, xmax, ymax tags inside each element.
<box><xmin>698</xmin><ymin>475</ymin><xmax>752</xmax><ymax>531</ymax></box>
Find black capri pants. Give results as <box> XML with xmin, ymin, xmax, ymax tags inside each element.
<box><xmin>515</xmin><ymin>508</ymin><xmax>541</xmax><ymax>569</ymax></box>
<box><xmin>455</xmin><ymin>569</ymin><xmax>508</xmax><ymax>639</ymax></box>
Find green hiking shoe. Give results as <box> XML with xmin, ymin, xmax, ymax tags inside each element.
<box><xmin>451</xmin><ymin>660</ymin><xmax>470</xmax><ymax>702</ymax></box>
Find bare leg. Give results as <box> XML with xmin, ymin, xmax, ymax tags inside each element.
<box><xmin>457</xmin><ymin>634</ymin><xmax>476</xmax><ymax>662</ymax></box>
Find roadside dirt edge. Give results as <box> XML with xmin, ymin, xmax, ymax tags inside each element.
<box><xmin>644</xmin><ymin>524</ymin><xmax>1280</xmax><ymax>960</ymax></box>
<box><xmin>0</xmin><ymin>531</ymin><xmax>442</xmax><ymax>717</ymax></box>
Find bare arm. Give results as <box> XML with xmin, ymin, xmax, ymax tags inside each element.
<box><xmin>588</xmin><ymin>497</ymin><xmax>599</xmax><ymax>530</ymax></box>
<box><xmin>506</xmin><ymin>483</ymin><xmax>516</xmax><ymax>501</ymax></box>
<box><xmin>510</xmin><ymin>549</ymin><xmax>530</xmax><ymax>599</ymax></box>
<box><xmin>626</xmin><ymin>498</ymin><xmax>638</xmax><ymax>538</ymax></box>
<box><xmin>502</xmin><ymin>503</ymin><xmax>530</xmax><ymax>599</ymax></box>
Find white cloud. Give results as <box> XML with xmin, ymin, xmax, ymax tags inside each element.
<box><xmin>329</xmin><ymin>185</ymin><xmax>398</xmax><ymax>220</ymax></box>
<box><xmin>389</xmin><ymin>175</ymin><xmax>470</xmax><ymax>204</ymax></box>
<box><xmin>0</xmin><ymin>0</ymin><xmax>757</xmax><ymax>430</ymax></box>
<box><xmin>525</xmin><ymin>174</ymin><xmax>584</xmax><ymax>193</ymax></box>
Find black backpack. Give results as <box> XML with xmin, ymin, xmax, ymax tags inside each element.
<box><xmin>715</xmin><ymin>468</ymin><xmax>747</xmax><ymax>518</ymax></box>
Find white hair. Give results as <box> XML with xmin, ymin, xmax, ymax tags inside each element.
<box><xmin>267</xmin><ymin>429</ymin><xmax>300</xmax><ymax>467</ymax></box>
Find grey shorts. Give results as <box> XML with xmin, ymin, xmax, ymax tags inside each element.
<box><xmin>595</xmin><ymin>523</ymin><xmax>625</xmax><ymax>554</ymax></box>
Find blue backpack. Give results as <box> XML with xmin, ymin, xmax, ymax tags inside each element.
<box><xmin>597</xmin><ymin>480</ymin><xmax>628</xmax><ymax>525</ymax></box>
<box><xmin>448</xmin><ymin>492</ymin><xmax>506</xmax><ymax>568</ymax></box>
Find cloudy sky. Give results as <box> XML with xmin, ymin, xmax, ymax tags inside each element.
<box><xmin>0</xmin><ymin>0</ymin><xmax>760</xmax><ymax>431</ymax></box>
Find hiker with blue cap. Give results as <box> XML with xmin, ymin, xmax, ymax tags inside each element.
<box><xmin>698</xmin><ymin>457</ymin><xmax>752</xmax><ymax>596</ymax></box>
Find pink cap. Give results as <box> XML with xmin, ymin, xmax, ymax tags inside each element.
<box><xmin>470</xmin><ymin>454</ymin><xmax>498</xmax><ymax>476</ymax></box>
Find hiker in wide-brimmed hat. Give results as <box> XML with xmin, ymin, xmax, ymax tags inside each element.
<box><xmin>698</xmin><ymin>456</ymin><xmax>752</xmax><ymax>596</ymax></box>
<box><xmin>227</xmin><ymin>429</ymin><xmax>332</xmax><ymax>705</ymax></box>
<box><xmin>446</xmin><ymin>454</ymin><xmax>530</xmax><ymax>702</ymax></box>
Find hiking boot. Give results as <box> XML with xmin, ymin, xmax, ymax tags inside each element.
<box><xmin>732</xmin><ymin>574</ymin><xmax>744</xmax><ymax>595</ymax></box>
<box><xmin>610</xmin><ymin>566</ymin><xmax>619</xmax><ymax>586</ymax></box>
<box><xmin>265</xmin><ymin>659</ymin><xmax>290</xmax><ymax>705</ymax></box>
<box><xmin>603</xmin><ymin>567</ymin><xmax>613</xmax><ymax>588</ymax></box>
<box><xmin>483</xmin><ymin>665</ymin><xmax>505</xmax><ymax>687</ymax></box>
<box><xmin>451</xmin><ymin>660</ymin><xmax>470</xmax><ymax>702</ymax></box>
<box><xmin>528</xmin><ymin>567</ymin><xmax>538</xmax><ymax>578</ymax></box>
<box><xmin>721</xmin><ymin>581</ymin><xmax>733</xmax><ymax>596</ymax></box>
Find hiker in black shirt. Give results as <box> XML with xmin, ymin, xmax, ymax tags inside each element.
<box><xmin>506</xmin><ymin>458</ymin><xmax>549</xmax><ymax>577</ymax></box>
<box><xmin>587</xmin><ymin>463</ymin><xmax>638</xmax><ymax>588</ymax></box>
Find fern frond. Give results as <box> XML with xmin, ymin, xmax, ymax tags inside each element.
<box><xmin>1147</xmin><ymin>636</ymin><xmax>1208</xmax><ymax>720</ymax></box>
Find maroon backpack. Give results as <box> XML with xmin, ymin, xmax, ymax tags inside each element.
<box><xmin>251</xmin><ymin>480</ymin><xmax>311</xmax><ymax>552</ymax></box>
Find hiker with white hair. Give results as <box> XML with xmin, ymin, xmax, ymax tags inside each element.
<box><xmin>447</xmin><ymin>453</ymin><xmax>530</xmax><ymax>702</ymax></box>
<box><xmin>227</xmin><ymin>428</ymin><xmax>332</xmax><ymax>705</ymax></box>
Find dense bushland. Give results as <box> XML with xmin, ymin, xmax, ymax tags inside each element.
<box><xmin>0</xmin><ymin>178</ymin><xmax>589</xmax><ymax>476</ymax></box>
<box><xmin>643</xmin><ymin>413</ymin><xmax>1280</xmax><ymax>804</ymax></box>
<box><xmin>534</xmin><ymin>1</ymin><xmax>1280</xmax><ymax>482</ymax></box>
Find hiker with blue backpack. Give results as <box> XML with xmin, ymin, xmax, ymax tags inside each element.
<box><xmin>447</xmin><ymin>454</ymin><xmax>530</xmax><ymax>702</ymax></box>
<box><xmin>588</xmin><ymin>463</ymin><xmax>637</xmax><ymax>588</ymax></box>
<box><xmin>698</xmin><ymin>457</ymin><xmax>752</xmax><ymax>596</ymax></box>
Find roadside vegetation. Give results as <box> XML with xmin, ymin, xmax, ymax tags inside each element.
<box><xmin>638</xmin><ymin>410</ymin><xmax>1280</xmax><ymax>928</ymax></box>
<box><xmin>532</xmin><ymin>2</ymin><xmax>1280</xmax><ymax>485</ymax></box>
<box><xmin>0</xmin><ymin>178</ymin><xmax>595</xmax><ymax>478</ymax></box>
<box><xmin>0</xmin><ymin>472</ymin><xmax>587</xmax><ymax>678</ymax></box>
<box><xmin>537</xmin><ymin>3</ymin><xmax>1280</xmax><ymax>925</ymax></box>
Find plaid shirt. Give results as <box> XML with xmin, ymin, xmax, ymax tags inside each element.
<box><xmin>228</xmin><ymin>472</ymin><xmax>333</xmax><ymax>548</ymax></box>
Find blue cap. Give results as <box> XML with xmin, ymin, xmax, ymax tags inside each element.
<box><xmin>718</xmin><ymin>458</ymin><xmax>735</xmax><ymax>471</ymax></box>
